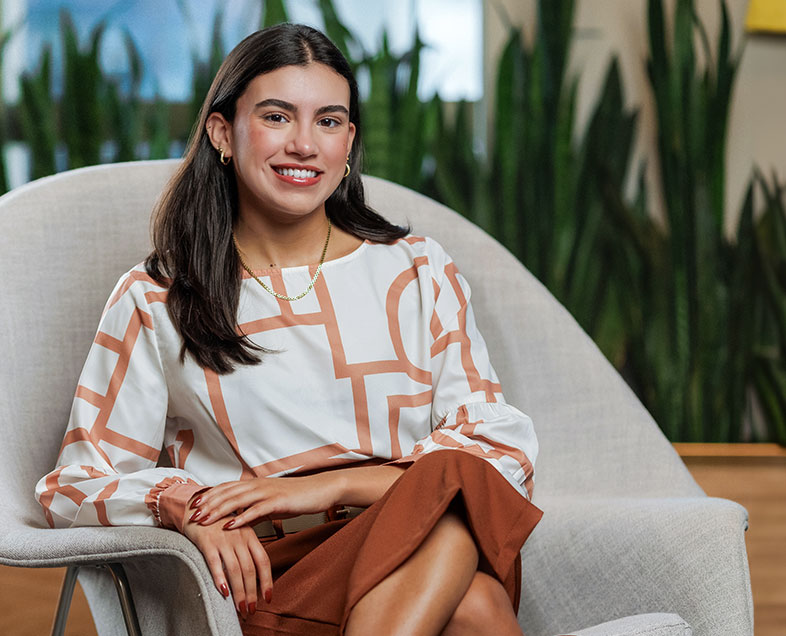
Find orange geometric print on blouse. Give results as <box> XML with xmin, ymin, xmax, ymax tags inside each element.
<box><xmin>36</xmin><ymin>236</ymin><xmax>538</xmax><ymax>529</ymax></box>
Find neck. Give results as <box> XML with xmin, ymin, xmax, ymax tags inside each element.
<box><xmin>233</xmin><ymin>209</ymin><xmax>330</xmax><ymax>269</ymax></box>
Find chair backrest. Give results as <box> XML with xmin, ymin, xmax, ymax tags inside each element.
<box><xmin>0</xmin><ymin>161</ymin><xmax>701</xmax><ymax>528</ymax></box>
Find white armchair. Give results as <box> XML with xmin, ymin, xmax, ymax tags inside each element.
<box><xmin>0</xmin><ymin>161</ymin><xmax>752</xmax><ymax>635</ymax></box>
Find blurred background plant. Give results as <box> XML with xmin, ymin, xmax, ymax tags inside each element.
<box><xmin>0</xmin><ymin>0</ymin><xmax>783</xmax><ymax>444</ymax></box>
<box><xmin>18</xmin><ymin>42</ymin><xmax>55</xmax><ymax>178</ymax></box>
<box><xmin>751</xmin><ymin>170</ymin><xmax>786</xmax><ymax>443</ymax></box>
<box><xmin>0</xmin><ymin>20</ymin><xmax>14</xmax><ymax>191</ymax></box>
<box><xmin>596</xmin><ymin>0</ymin><xmax>786</xmax><ymax>443</ymax></box>
<box><xmin>427</xmin><ymin>0</ymin><xmax>641</xmax><ymax>369</ymax></box>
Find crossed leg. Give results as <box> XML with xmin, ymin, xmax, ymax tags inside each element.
<box><xmin>344</xmin><ymin>508</ymin><xmax>523</xmax><ymax>636</ymax></box>
<box><xmin>442</xmin><ymin>571</ymin><xmax>524</xmax><ymax>636</ymax></box>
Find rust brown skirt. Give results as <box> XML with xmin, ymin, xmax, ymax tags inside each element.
<box><xmin>241</xmin><ymin>450</ymin><xmax>543</xmax><ymax>635</ymax></box>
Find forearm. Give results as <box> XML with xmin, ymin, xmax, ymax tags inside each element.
<box><xmin>331</xmin><ymin>465</ymin><xmax>408</xmax><ymax>508</ymax></box>
<box><xmin>186</xmin><ymin>465</ymin><xmax>409</xmax><ymax>529</ymax></box>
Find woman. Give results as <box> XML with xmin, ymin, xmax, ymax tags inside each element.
<box><xmin>36</xmin><ymin>24</ymin><xmax>541</xmax><ymax>635</ymax></box>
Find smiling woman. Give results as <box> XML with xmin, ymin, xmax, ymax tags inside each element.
<box><xmin>207</xmin><ymin>63</ymin><xmax>358</xmax><ymax>270</ymax></box>
<box><xmin>34</xmin><ymin>23</ymin><xmax>541</xmax><ymax>636</ymax></box>
<box><xmin>144</xmin><ymin>24</ymin><xmax>406</xmax><ymax>373</ymax></box>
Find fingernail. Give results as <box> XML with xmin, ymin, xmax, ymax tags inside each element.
<box><xmin>239</xmin><ymin>601</ymin><xmax>247</xmax><ymax>617</ymax></box>
<box><xmin>189</xmin><ymin>510</ymin><xmax>202</xmax><ymax>523</ymax></box>
<box><xmin>199</xmin><ymin>513</ymin><xmax>211</xmax><ymax>524</ymax></box>
<box><xmin>191</xmin><ymin>497</ymin><xmax>202</xmax><ymax>509</ymax></box>
<box><xmin>223</xmin><ymin>519</ymin><xmax>235</xmax><ymax>530</ymax></box>
<box><xmin>219</xmin><ymin>582</ymin><xmax>229</xmax><ymax>598</ymax></box>
<box><xmin>249</xmin><ymin>601</ymin><xmax>256</xmax><ymax>614</ymax></box>
<box><xmin>264</xmin><ymin>588</ymin><xmax>272</xmax><ymax>604</ymax></box>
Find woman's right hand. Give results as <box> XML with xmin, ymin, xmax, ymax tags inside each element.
<box><xmin>182</xmin><ymin>509</ymin><xmax>272</xmax><ymax>619</ymax></box>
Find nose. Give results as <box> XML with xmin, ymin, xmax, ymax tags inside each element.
<box><xmin>286</xmin><ymin>121</ymin><xmax>317</xmax><ymax>157</ymax></box>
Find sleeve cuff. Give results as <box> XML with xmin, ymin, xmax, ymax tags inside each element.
<box><xmin>156</xmin><ymin>480</ymin><xmax>208</xmax><ymax>532</ymax></box>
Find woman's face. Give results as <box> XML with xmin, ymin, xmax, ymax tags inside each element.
<box><xmin>212</xmin><ymin>62</ymin><xmax>356</xmax><ymax>224</ymax></box>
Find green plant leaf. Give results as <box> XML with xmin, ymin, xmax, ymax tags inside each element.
<box><xmin>19</xmin><ymin>46</ymin><xmax>57</xmax><ymax>179</ymax></box>
<box><xmin>147</xmin><ymin>95</ymin><xmax>171</xmax><ymax>160</ymax></box>
<box><xmin>492</xmin><ymin>27</ymin><xmax>526</xmax><ymax>257</ymax></box>
<box><xmin>753</xmin><ymin>354</ymin><xmax>786</xmax><ymax>444</ymax></box>
<box><xmin>60</xmin><ymin>9</ymin><xmax>105</xmax><ymax>168</ymax></box>
<box><xmin>262</xmin><ymin>0</ymin><xmax>289</xmax><ymax>28</ymax></box>
<box><xmin>0</xmin><ymin>23</ymin><xmax>20</xmax><ymax>193</ymax></box>
<box><xmin>360</xmin><ymin>33</ymin><xmax>395</xmax><ymax>179</ymax></box>
<box><xmin>318</xmin><ymin>0</ymin><xmax>361</xmax><ymax>62</ymax></box>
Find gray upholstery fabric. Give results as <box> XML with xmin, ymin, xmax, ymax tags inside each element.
<box><xmin>0</xmin><ymin>161</ymin><xmax>752</xmax><ymax>635</ymax></box>
<box><xmin>520</xmin><ymin>497</ymin><xmax>749</xmax><ymax>636</ymax></box>
<box><xmin>563</xmin><ymin>613</ymin><xmax>691</xmax><ymax>635</ymax></box>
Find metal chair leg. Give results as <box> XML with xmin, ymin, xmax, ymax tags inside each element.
<box><xmin>106</xmin><ymin>563</ymin><xmax>143</xmax><ymax>636</ymax></box>
<box><xmin>50</xmin><ymin>562</ymin><xmax>143</xmax><ymax>636</ymax></box>
<box><xmin>51</xmin><ymin>565</ymin><xmax>80</xmax><ymax>636</ymax></box>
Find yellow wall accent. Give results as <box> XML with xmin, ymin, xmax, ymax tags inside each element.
<box><xmin>746</xmin><ymin>0</ymin><xmax>786</xmax><ymax>33</ymax></box>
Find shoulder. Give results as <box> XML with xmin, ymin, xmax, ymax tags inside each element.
<box><xmin>101</xmin><ymin>262</ymin><xmax>170</xmax><ymax>319</ymax></box>
<box><xmin>365</xmin><ymin>234</ymin><xmax>455</xmax><ymax>278</ymax></box>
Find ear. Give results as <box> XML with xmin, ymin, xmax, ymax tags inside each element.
<box><xmin>206</xmin><ymin>112</ymin><xmax>233</xmax><ymax>157</ymax></box>
<box><xmin>347</xmin><ymin>122</ymin><xmax>356</xmax><ymax>158</ymax></box>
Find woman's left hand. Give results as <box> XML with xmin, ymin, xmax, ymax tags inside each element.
<box><xmin>190</xmin><ymin>473</ymin><xmax>342</xmax><ymax>529</ymax></box>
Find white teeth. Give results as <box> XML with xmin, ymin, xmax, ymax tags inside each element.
<box><xmin>277</xmin><ymin>168</ymin><xmax>317</xmax><ymax>179</ymax></box>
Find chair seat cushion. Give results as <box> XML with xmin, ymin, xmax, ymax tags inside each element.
<box><xmin>554</xmin><ymin>613</ymin><xmax>691</xmax><ymax>636</ymax></box>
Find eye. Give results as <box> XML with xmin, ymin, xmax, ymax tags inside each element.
<box><xmin>263</xmin><ymin>113</ymin><xmax>288</xmax><ymax>124</ymax></box>
<box><xmin>318</xmin><ymin>117</ymin><xmax>341</xmax><ymax>128</ymax></box>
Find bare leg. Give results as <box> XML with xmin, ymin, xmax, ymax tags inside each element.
<box><xmin>441</xmin><ymin>571</ymin><xmax>524</xmax><ymax>636</ymax></box>
<box><xmin>344</xmin><ymin>510</ymin><xmax>479</xmax><ymax>636</ymax></box>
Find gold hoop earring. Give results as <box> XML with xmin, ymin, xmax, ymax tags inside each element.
<box><xmin>344</xmin><ymin>161</ymin><xmax>351</xmax><ymax>178</ymax></box>
<box><xmin>218</xmin><ymin>147</ymin><xmax>231</xmax><ymax>166</ymax></box>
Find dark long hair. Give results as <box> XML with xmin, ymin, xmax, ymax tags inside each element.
<box><xmin>145</xmin><ymin>24</ymin><xmax>408</xmax><ymax>374</ymax></box>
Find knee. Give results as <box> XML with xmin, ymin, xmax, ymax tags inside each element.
<box><xmin>449</xmin><ymin>572</ymin><xmax>515</xmax><ymax>632</ymax></box>
<box><xmin>430</xmin><ymin>510</ymin><xmax>478</xmax><ymax>565</ymax></box>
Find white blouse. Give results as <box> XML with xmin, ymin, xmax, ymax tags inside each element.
<box><xmin>36</xmin><ymin>235</ymin><xmax>538</xmax><ymax>531</ymax></box>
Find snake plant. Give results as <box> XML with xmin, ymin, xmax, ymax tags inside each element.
<box><xmin>18</xmin><ymin>46</ymin><xmax>57</xmax><ymax>180</ymax></box>
<box><xmin>3</xmin><ymin>0</ymin><xmax>783</xmax><ymax>444</ymax></box>
<box><xmin>751</xmin><ymin>171</ymin><xmax>786</xmax><ymax>443</ymax></box>
<box><xmin>105</xmin><ymin>31</ymin><xmax>144</xmax><ymax>162</ymax></box>
<box><xmin>0</xmin><ymin>24</ymin><xmax>14</xmax><ymax>194</ymax></box>
<box><xmin>427</xmin><ymin>0</ymin><xmax>639</xmax><ymax>366</ymax></box>
<box><xmin>262</xmin><ymin>0</ymin><xmax>289</xmax><ymax>28</ymax></box>
<box><xmin>60</xmin><ymin>10</ymin><xmax>105</xmax><ymax>169</ymax></box>
<box><xmin>360</xmin><ymin>29</ymin><xmax>435</xmax><ymax>192</ymax></box>
<box><xmin>635</xmin><ymin>0</ymin><xmax>746</xmax><ymax>441</ymax></box>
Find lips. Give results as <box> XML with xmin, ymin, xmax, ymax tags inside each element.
<box><xmin>272</xmin><ymin>164</ymin><xmax>323</xmax><ymax>186</ymax></box>
<box><xmin>275</xmin><ymin>167</ymin><xmax>318</xmax><ymax>179</ymax></box>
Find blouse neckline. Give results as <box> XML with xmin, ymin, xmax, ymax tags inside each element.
<box><xmin>245</xmin><ymin>239</ymin><xmax>370</xmax><ymax>276</ymax></box>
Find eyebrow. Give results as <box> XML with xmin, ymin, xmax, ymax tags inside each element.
<box><xmin>254</xmin><ymin>98</ymin><xmax>349</xmax><ymax>117</ymax></box>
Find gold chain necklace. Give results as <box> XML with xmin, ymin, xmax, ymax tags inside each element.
<box><xmin>233</xmin><ymin>220</ymin><xmax>332</xmax><ymax>301</ymax></box>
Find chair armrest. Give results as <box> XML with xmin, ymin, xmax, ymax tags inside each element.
<box><xmin>0</xmin><ymin>521</ymin><xmax>241</xmax><ymax>636</ymax></box>
<box><xmin>519</xmin><ymin>496</ymin><xmax>752</xmax><ymax>636</ymax></box>
<box><xmin>560</xmin><ymin>612</ymin><xmax>692</xmax><ymax>635</ymax></box>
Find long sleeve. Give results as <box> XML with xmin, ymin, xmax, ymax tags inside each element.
<box><xmin>35</xmin><ymin>269</ymin><xmax>205</xmax><ymax>531</ymax></box>
<box><xmin>390</xmin><ymin>240</ymin><xmax>538</xmax><ymax>499</ymax></box>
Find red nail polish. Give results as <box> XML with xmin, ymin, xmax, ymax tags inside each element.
<box><xmin>199</xmin><ymin>513</ymin><xmax>210</xmax><ymax>524</ymax></box>
<box><xmin>189</xmin><ymin>510</ymin><xmax>202</xmax><ymax>523</ymax></box>
<box><xmin>219</xmin><ymin>582</ymin><xmax>229</xmax><ymax>598</ymax></box>
<box><xmin>249</xmin><ymin>601</ymin><xmax>256</xmax><ymax>614</ymax></box>
<box><xmin>191</xmin><ymin>497</ymin><xmax>202</xmax><ymax>509</ymax></box>
<box><xmin>264</xmin><ymin>588</ymin><xmax>272</xmax><ymax>604</ymax></box>
<box><xmin>223</xmin><ymin>519</ymin><xmax>235</xmax><ymax>530</ymax></box>
<box><xmin>239</xmin><ymin>601</ymin><xmax>246</xmax><ymax>616</ymax></box>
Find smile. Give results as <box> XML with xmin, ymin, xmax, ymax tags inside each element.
<box><xmin>274</xmin><ymin>167</ymin><xmax>319</xmax><ymax>179</ymax></box>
